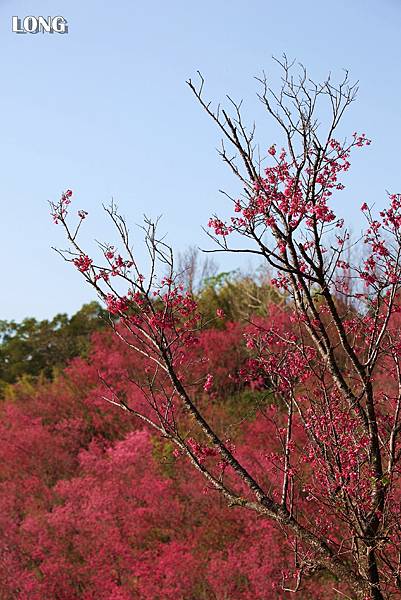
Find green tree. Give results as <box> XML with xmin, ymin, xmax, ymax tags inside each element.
<box><xmin>198</xmin><ymin>270</ymin><xmax>285</xmax><ymax>324</ymax></box>
<box><xmin>0</xmin><ymin>302</ymin><xmax>108</xmax><ymax>392</ymax></box>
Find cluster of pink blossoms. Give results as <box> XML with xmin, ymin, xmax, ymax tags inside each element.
<box><xmin>359</xmin><ymin>194</ymin><xmax>401</xmax><ymax>288</ymax></box>
<box><xmin>72</xmin><ymin>254</ymin><xmax>93</xmax><ymax>273</ymax></box>
<box><xmin>51</xmin><ymin>189</ymin><xmax>73</xmax><ymax>224</ymax></box>
<box><xmin>207</xmin><ymin>217</ymin><xmax>233</xmax><ymax>236</ymax></box>
<box><xmin>105</xmin><ymin>294</ymin><xmax>130</xmax><ymax>315</ymax></box>
<box><xmin>208</xmin><ymin>134</ymin><xmax>371</xmax><ymax>242</ymax></box>
<box><xmin>203</xmin><ymin>373</ymin><xmax>214</xmax><ymax>392</ymax></box>
<box><xmin>304</xmin><ymin>398</ymin><xmax>373</xmax><ymax>509</ymax></box>
<box><xmin>103</xmin><ymin>247</ymin><xmax>134</xmax><ymax>277</ymax></box>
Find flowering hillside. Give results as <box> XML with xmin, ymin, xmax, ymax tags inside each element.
<box><xmin>0</xmin><ymin>309</ymin><xmax>335</xmax><ymax>599</ymax></box>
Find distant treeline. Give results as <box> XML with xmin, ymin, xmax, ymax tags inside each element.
<box><xmin>0</xmin><ymin>302</ymin><xmax>108</xmax><ymax>393</ymax></box>
<box><xmin>0</xmin><ymin>270</ymin><xmax>283</xmax><ymax>393</ymax></box>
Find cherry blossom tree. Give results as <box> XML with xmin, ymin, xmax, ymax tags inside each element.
<box><xmin>51</xmin><ymin>58</ymin><xmax>401</xmax><ymax>599</ymax></box>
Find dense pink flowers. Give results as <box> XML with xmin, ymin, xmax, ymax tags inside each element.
<box><xmin>72</xmin><ymin>254</ymin><xmax>93</xmax><ymax>273</ymax></box>
<box><xmin>208</xmin><ymin>217</ymin><xmax>233</xmax><ymax>236</ymax></box>
<box><xmin>203</xmin><ymin>373</ymin><xmax>214</xmax><ymax>392</ymax></box>
<box><xmin>105</xmin><ymin>294</ymin><xmax>129</xmax><ymax>314</ymax></box>
<box><xmin>0</xmin><ymin>320</ymin><xmax>325</xmax><ymax>600</ymax></box>
<box><xmin>208</xmin><ymin>133</ymin><xmax>371</xmax><ymax>251</ymax></box>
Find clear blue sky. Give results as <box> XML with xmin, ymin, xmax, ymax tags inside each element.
<box><xmin>1</xmin><ymin>0</ymin><xmax>400</xmax><ymax>321</ymax></box>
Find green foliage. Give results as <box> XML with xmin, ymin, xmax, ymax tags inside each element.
<box><xmin>0</xmin><ymin>302</ymin><xmax>108</xmax><ymax>391</ymax></box>
<box><xmin>226</xmin><ymin>388</ymin><xmax>275</xmax><ymax>419</ymax></box>
<box><xmin>198</xmin><ymin>270</ymin><xmax>285</xmax><ymax>324</ymax></box>
<box><xmin>151</xmin><ymin>437</ymin><xmax>176</xmax><ymax>478</ymax></box>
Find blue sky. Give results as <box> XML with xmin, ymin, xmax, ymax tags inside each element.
<box><xmin>1</xmin><ymin>0</ymin><xmax>400</xmax><ymax>321</ymax></box>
